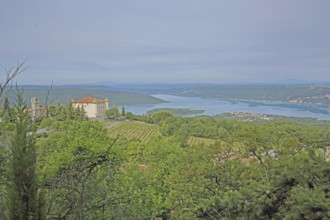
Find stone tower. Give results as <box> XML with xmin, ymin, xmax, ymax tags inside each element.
<box><xmin>31</xmin><ymin>97</ymin><xmax>41</xmax><ymax>119</ymax></box>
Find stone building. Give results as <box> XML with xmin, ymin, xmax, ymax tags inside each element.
<box><xmin>71</xmin><ymin>96</ymin><xmax>109</xmax><ymax>119</ymax></box>
<box><xmin>29</xmin><ymin>97</ymin><xmax>45</xmax><ymax>120</ymax></box>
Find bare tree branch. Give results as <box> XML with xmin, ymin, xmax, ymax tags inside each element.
<box><xmin>0</xmin><ymin>61</ymin><xmax>26</xmax><ymax>100</ymax></box>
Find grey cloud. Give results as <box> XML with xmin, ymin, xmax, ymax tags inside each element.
<box><xmin>1</xmin><ymin>0</ymin><xmax>330</xmax><ymax>84</ymax></box>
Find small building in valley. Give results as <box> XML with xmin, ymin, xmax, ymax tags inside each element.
<box><xmin>71</xmin><ymin>96</ymin><xmax>109</xmax><ymax>119</ymax></box>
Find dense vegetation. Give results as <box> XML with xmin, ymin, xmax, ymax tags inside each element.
<box><xmin>2</xmin><ymin>100</ymin><xmax>330</xmax><ymax>219</ymax></box>
<box><xmin>1</xmin><ymin>68</ymin><xmax>330</xmax><ymax>219</ymax></box>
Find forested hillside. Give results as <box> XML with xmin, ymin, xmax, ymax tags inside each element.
<box><xmin>6</xmin><ymin>86</ymin><xmax>165</xmax><ymax>106</ymax></box>
<box><xmin>1</xmin><ymin>99</ymin><xmax>329</xmax><ymax>219</ymax></box>
<box><xmin>168</xmin><ymin>84</ymin><xmax>330</xmax><ymax>105</ymax></box>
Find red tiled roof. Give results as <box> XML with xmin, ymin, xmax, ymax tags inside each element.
<box><xmin>71</xmin><ymin>96</ymin><xmax>108</xmax><ymax>103</ymax></box>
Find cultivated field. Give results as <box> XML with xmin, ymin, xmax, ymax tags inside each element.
<box><xmin>108</xmin><ymin>121</ymin><xmax>160</xmax><ymax>142</ymax></box>
<box><xmin>188</xmin><ymin>136</ymin><xmax>219</xmax><ymax>146</ymax></box>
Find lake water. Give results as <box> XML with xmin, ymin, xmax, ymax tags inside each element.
<box><xmin>126</xmin><ymin>94</ymin><xmax>330</xmax><ymax>120</ymax></box>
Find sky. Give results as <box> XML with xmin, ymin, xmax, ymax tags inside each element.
<box><xmin>1</xmin><ymin>0</ymin><xmax>330</xmax><ymax>85</ymax></box>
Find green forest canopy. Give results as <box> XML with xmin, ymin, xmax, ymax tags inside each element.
<box><xmin>1</xmin><ymin>103</ymin><xmax>329</xmax><ymax>219</ymax></box>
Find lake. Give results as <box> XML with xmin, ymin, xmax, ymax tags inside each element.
<box><xmin>125</xmin><ymin>94</ymin><xmax>330</xmax><ymax>120</ymax></box>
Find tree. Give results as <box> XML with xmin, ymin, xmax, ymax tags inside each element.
<box><xmin>1</xmin><ymin>97</ymin><xmax>15</xmax><ymax>122</ymax></box>
<box><xmin>0</xmin><ymin>63</ymin><xmax>44</xmax><ymax>219</ymax></box>
<box><xmin>125</xmin><ymin>112</ymin><xmax>134</xmax><ymax>120</ymax></box>
<box><xmin>0</xmin><ymin>61</ymin><xmax>25</xmax><ymax>101</ymax></box>
<box><xmin>66</xmin><ymin>102</ymin><xmax>74</xmax><ymax>120</ymax></box>
<box><xmin>121</xmin><ymin>105</ymin><xmax>126</xmax><ymax>117</ymax></box>
<box><xmin>8</xmin><ymin>89</ymin><xmax>42</xmax><ymax>219</ymax></box>
<box><xmin>38</xmin><ymin>121</ymin><xmax>121</xmax><ymax>219</ymax></box>
<box><xmin>106</xmin><ymin>106</ymin><xmax>120</xmax><ymax>119</ymax></box>
<box><xmin>0</xmin><ymin>122</ymin><xmax>15</xmax><ymax>216</ymax></box>
<box><xmin>55</xmin><ymin>103</ymin><xmax>67</xmax><ymax>121</ymax></box>
<box><xmin>74</xmin><ymin>106</ymin><xmax>87</xmax><ymax>121</ymax></box>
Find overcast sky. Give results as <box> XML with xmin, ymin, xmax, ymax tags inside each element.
<box><xmin>1</xmin><ymin>0</ymin><xmax>330</xmax><ymax>84</ymax></box>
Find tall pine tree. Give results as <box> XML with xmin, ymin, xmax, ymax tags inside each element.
<box><xmin>8</xmin><ymin>89</ymin><xmax>43</xmax><ymax>219</ymax></box>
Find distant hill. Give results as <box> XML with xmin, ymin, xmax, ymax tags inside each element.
<box><xmin>55</xmin><ymin>82</ymin><xmax>213</xmax><ymax>95</ymax></box>
<box><xmin>14</xmin><ymin>83</ymin><xmax>330</xmax><ymax>107</ymax></box>
<box><xmin>6</xmin><ymin>86</ymin><xmax>165</xmax><ymax>107</ymax></box>
<box><xmin>146</xmin><ymin>108</ymin><xmax>205</xmax><ymax>116</ymax></box>
<box><xmin>165</xmin><ymin>84</ymin><xmax>330</xmax><ymax>106</ymax></box>
<box><xmin>271</xmin><ymin>79</ymin><xmax>330</xmax><ymax>85</ymax></box>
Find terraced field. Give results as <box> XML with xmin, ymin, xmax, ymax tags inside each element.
<box><xmin>108</xmin><ymin>121</ymin><xmax>160</xmax><ymax>142</ymax></box>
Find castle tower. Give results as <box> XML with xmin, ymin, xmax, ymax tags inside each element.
<box><xmin>31</xmin><ymin>97</ymin><xmax>41</xmax><ymax>119</ymax></box>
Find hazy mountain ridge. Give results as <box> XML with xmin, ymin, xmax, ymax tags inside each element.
<box><xmin>166</xmin><ymin>84</ymin><xmax>330</xmax><ymax>106</ymax></box>
<box><xmin>6</xmin><ymin>86</ymin><xmax>166</xmax><ymax>106</ymax></box>
<box><xmin>16</xmin><ymin>83</ymin><xmax>330</xmax><ymax>107</ymax></box>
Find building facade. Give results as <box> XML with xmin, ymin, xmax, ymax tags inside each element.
<box><xmin>71</xmin><ymin>96</ymin><xmax>109</xmax><ymax>119</ymax></box>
